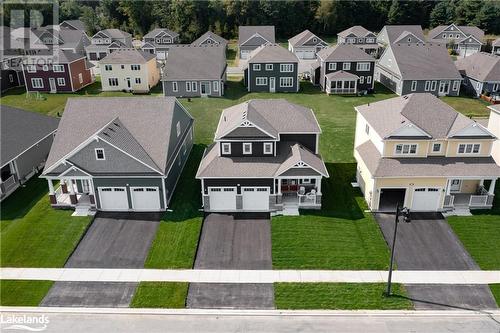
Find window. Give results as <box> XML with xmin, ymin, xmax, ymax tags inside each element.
<box><xmin>452</xmin><ymin>80</ymin><xmax>460</xmax><ymax>91</ymax></box>
<box><xmin>442</xmin><ymin>34</ymin><xmax>447</xmax><ymax>38</ymax></box>
<box><xmin>343</xmin><ymin>62</ymin><xmax>351</xmax><ymax>70</ymax></box>
<box><xmin>430</xmin><ymin>81</ymin><xmax>437</xmax><ymax>91</ymax></box>
<box><xmin>53</xmin><ymin>65</ymin><xmax>64</xmax><ymax>72</ymax></box>
<box><xmin>191</xmin><ymin>81</ymin><xmax>197</xmax><ymax>92</ymax></box>
<box><xmin>253</xmin><ymin>64</ymin><xmax>261</xmax><ymax>71</ymax></box>
<box><xmin>135</xmin><ymin>78</ymin><xmax>141</xmax><ymax>84</ymax></box>
<box><xmin>365</xmin><ymin>124</ymin><xmax>370</xmax><ymax>134</ymax></box>
<box><xmin>359</xmin><ymin>76</ymin><xmax>364</xmax><ymax>84</ymax></box>
<box><xmin>395</xmin><ymin>143</ymin><xmax>418</xmax><ymax>155</ymax></box>
<box><xmin>476</xmin><ymin>82</ymin><xmax>481</xmax><ymax>90</ymax></box>
<box><xmin>264</xmin><ymin>142</ymin><xmax>273</xmax><ymax>154</ymax></box>
<box><xmin>280</xmin><ymin>64</ymin><xmax>294</xmax><ymax>72</ymax></box>
<box><xmin>57</xmin><ymin>78</ymin><xmax>65</xmax><ymax>86</ymax></box>
<box><xmin>458</xmin><ymin>143</ymin><xmax>480</xmax><ymax>154</ymax></box>
<box><xmin>78</xmin><ymin>73</ymin><xmax>83</xmax><ymax>84</ymax></box>
<box><xmin>456</xmin><ymin>34</ymin><xmax>460</xmax><ymax>38</ymax></box>
<box><xmin>407</xmin><ymin>37</ymin><xmax>411</xmax><ymax>42</ymax></box>
<box><xmin>8</xmin><ymin>74</ymin><xmax>13</xmax><ymax>82</ymax></box>
<box><xmin>411</xmin><ymin>80</ymin><xmax>417</xmax><ymax>91</ymax></box>
<box><xmin>424</xmin><ymin>81</ymin><xmax>431</xmax><ymax>91</ymax></box>
<box><xmin>31</xmin><ymin>78</ymin><xmax>43</xmax><ymax>88</ymax></box>
<box><xmin>356</xmin><ymin>62</ymin><xmax>370</xmax><ymax>71</ymax></box>
<box><xmin>172</xmin><ymin>81</ymin><xmax>178</xmax><ymax>92</ymax></box>
<box><xmin>42</xmin><ymin>65</ymin><xmax>48</xmax><ymax>71</ymax></box>
<box><xmin>108</xmin><ymin>78</ymin><xmax>119</xmax><ymax>86</ymax></box>
<box><xmin>186</xmin><ymin>81</ymin><xmax>192</xmax><ymax>92</ymax></box>
<box><xmin>243</xmin><ymin>142</ymin><xmax>252</xmax><ymax>154</ymax></box>
<box><xmin>367</xmin><ymin>76</ymin><xmax>372</xmax><ymax>84</ymax></box>
<box><xmin>432</xmin><ymin>143</ymin><xmax>441</xmax><ymax>152</ymax></box>
<box><xmin>121</xmin><ymin>65</ymin><xmax>125</xmax><ymax>69</ymax></box>
<box><xmin>265</xmin><ymin>64</ymin><xmax>273</xmax><ymax>71</ymax></box>
<box><xmin>176</xmin><ymin>121</ymin><xmax>181</xmax><ymax>137</ymax></box>
<box><xmin>27</xmin><ymin>65</ymin><xmax>36</xmax><ymax>73</ymax></box>
<box><xmin>104</xmin><ymin>64</ymin><xmax>112</xmax><ymax>71</ymax></box>
<box><xmin>358</xmin><ymin>38</ymin><xmax>364</xmax><ymax>43</ymax></box>
<box><xmin>221</xmin><ymin>143</ymin><xmax>231</xmax><ymax>154</ymax></box>
<box><xmin>131</xmin><ymin>64</ymin><xmax>141</xmax><ymax>70</ymax></box>
<box><xmin>366</xmin><ymin>38</ymin><xmax>374</xmax><ymax>43</ymax></box>
<box><xmin>95</xmin><ymin>148</ymin><xmax>105</xmax><ymax>160</ymax></box>
<box><xmin>280</xmin><ymin>77</ymin><xmax>293</xmax><ymax>87</ymax></box>
<box><xmin>256</xmin><ymin>77</ymin><xmax>268</xmax><ymax>86</ymax></box>
<box><xmin>213</xmin><ymin>81</ymin><xmax>219</xmax><ymax>92</ymax></box>
<box><xmin>328</xmin><ymin>62</ymin><xmax>336</xmax><ymax>71</ymax></box>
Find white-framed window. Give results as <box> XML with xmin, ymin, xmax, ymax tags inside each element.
<box><xmin>176</xmin><ymin>121</ymin><xmax>181</xmax><ymax>137</ymax></box>
<box><xmin>131</xmin><ymin>64</ymin><xmax>141</xmax><ymax>71</ymax></box>
<box><xmin>430</xmin><ymin>81</ymin><xmax>437</xmax><ymax>91</ymax></box>
<box><xmin>328</xmin><ymin>62</ymin><xmax>336</xmax><ymax>70</ymax></box>
<box><xmin>57</xmin><ymin>78</ymin><xmax>65</xmax><ymax>86</ymax></box>
<box><xmin>442</xmin><ymin>34</ymin><xmax>446</xmax><ymax>38</ymax></box>
<box><xmin>476</xmin><ymin>81</ymin><xmax>481</xmax><ymax>90</ymax></box>
<box><xmin>395</xmin><ymin>143</ymin><xmax>418</xmax><ymax>155</ymax></box>
<box><xmin>449</xmin><ymin>34</ymin><xmax>453</xmax><ymax>38</ymax></box>
<box><xmin>213</xmin><ymin>81</ymin><xmax>219</xmax><ymax>92</ymax></box>
<box><xmin>365</xmin><ymin>124</ymin><xmax>370</xmax><ymax>134</ymax></box>
<box><xmin>253</xmin><ymin>64</ymin><xmax>261</xmax><ymax>71</ymax></box>
<box><xmin>356</xmin><ymin>62</ymin><xmax>370</xmax><ymax>71</ymax></box>
<box><xmin>120</xmin><ymin>65</ymin><xmax>125</xmax><ymax>69</ymax></box>
<box><xmin>26</xmin><ymin>65</ymin><xmax>36</xmax><ymax>73</ymax></box>
<box><xmin>191</xmin><ymin>81</ymin><xmax>197</xmax><ymax>91</ymax></box>
<box><xmin>280</xmin><ymin>64</ymin><xmax>294</xmax><ymax>72</ymax></box>
<box><xmin>256</xmin><ymin>77</ymin><xmax>268</xmax><ymax>86</ymax></box>
<box><xmin>432</xmin><ymin>143</ymin><xmax>442</xmax><ymax>152</ymax></box>
<box><xmin>95</xmin><ymin>148</ymin><xmax>105</xmax><ymax>160</ymax></box>
<box><xmin>367</xmin><ymin>76</ymin><xmax>372</xmax><ymax>84</ymax></box>
<box><xmin>280</xmin><ymin>77</ymin><xmax>293</xmax><ymax>87</ymax></box>
<box><xmin>359</xmin><ymin>76</ymin><xmax>364</xmax><ymax>84</ymax></box>
<box><xmin>493</xmin><ymin>83</ymin><xmax>500</xmax><ymax>92</ymax></box>
<box><xmin>186</xmin><ymin>81</ymin><xmax>192</xmax><ymax>92</ymax></box>
<box><xmin>452</xmin><ymin>80</ymin><xmax>460</xmax><ymax>91</ymax></box>
<box><xmin>42</xmin><ymin>65</ymin><xmax>49</xmax><ymax>71</ymax></box>
<box><xmin>456</xmin><ymin>34</ymin><xmax>460</xmax><ymax>38</ymax></box>
<box><xmin>358</xmin><ymin>38</ymin><xmax>363</xmax><ymax>43</ymax></box>
<box><xmin>263</xmin><ymin>142</ymin><xmax>273</xmax><ymax>154</ymax></box>
<box><xmin>135</xmin><ymin>78</ymin><xmax>141</xmax><ymax>84</ymax></box>
<box><xmin>343</xmin><ymin>62</ymin><xmax>351</xmax><ymax>70</ymax></box>
<box><xmin>53</xmin><ymin>65</ymin><xmax>64</xmax><ymax>72</ymax></box>
<box><xmin>221</xmin><ymin>142</ymin><xmax>231</xmax><ymax>155</ymax></box>
<box><xmin>366</xmin><ymin>37</ymin><xmax>375</xmax><ymax>43</ymax></box>
<box><xmin>265</xmin><ymin>64</ymin><xmax>273</xmax><ymax>71</ymax></box>
<box><xmin>78</xmin><ymin>73</ymin><xmax>83</xmax><ymax>84</ymax></box>
<box><xmin>172</xmin><ymin>81</ymin><xmax>178</xmax><ymax>92</ymax></box>
<box><xmin>31</xmin><ymin>78</ymin><xmax>43</xmax><ymax>88</ymax></box>
<box><xmin>8</xmin><ymin>74</ymin><xmax>13</xmax><ymax>82</ymax></box>
<box><xmin>108</xmin><ymin>78</ymin><xmax>119</xmax><ymax>86</ymax></box>
<box><xmin>104</xmin><ymin>64</ymin><xmax>112</xmax><ymax>71</ymax></box>
<box><xmin>458</xmin><ymin>143</ymin><xmax>480</xmax><ymax>154</ymax></box>
<box><xmin>243</xmin><ymin>142</ymin><xmax>252</xmax><ymax>154</ymax></box>
<box><xmin>411</xmin><ymin>80</ymin><xmax>417</xmax><ymax>91</ymax></box>
<box><xmin>302</xmin><ymin>178</ymin><xmax>311</xmax><ymax>184</ymax></box>
<box><xmin>424</xmin><ymin>81</ymin><xmax>431</xmax><ymax>91</ymax></box>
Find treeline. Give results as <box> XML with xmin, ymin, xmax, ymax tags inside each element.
<box><xmin>2</xmin><ymin>0</ymin><xmax>500</xmax><ymax>41</ymax></box>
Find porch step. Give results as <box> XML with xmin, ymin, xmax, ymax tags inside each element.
<box><xmin>443</xmin><ymin>208</ymin><xmax>472</xmax><ymax>217</ymax></box>
<box><xmin>72</xmin><ymin>206</ymin><xmax>92</xmax><ymax>217</ymax></box>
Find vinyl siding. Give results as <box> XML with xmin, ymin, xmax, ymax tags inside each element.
<box><xmin>163</xmin><ymin>79</ymin><xmax>224</xmax><ymax>97</ymax></box>
<box><xmin>100</xmin><ymin>59</ymin><xmax>159</xmax><ymax>92</ymax></box>
<box><xmin>246</xmin><ymin>62</ymin><xmax>299</xmax><ymax>92</ymax></box>
<box><xmin>320</xmin><ymin>60</ymin><xmax>375</xmax><ymax>92</ymax></box>
<box><xmin>14</xmin><ymin>134</ymin><xmax>54</xmax><ymax>180</ymax></box>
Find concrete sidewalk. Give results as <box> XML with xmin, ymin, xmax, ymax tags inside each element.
<box><xmin>1</xmin><ymin>268</ymin><xmax>499</xmax><ymax>284</ymax></box>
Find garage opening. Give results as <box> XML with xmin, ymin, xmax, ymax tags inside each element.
<box><xmin>98</xmin><ymin>187</ymin><xmax>129</xmax><ymax>211</ymax></box>
<box><xmin>242</xmin><ymin>187</ymin><xmax>270</xmax><ymax>211</ymax></box>
<box><xmin>131</xmin><ymin>187</ymin><xmax>161</xmax><ymax>211</ymax></box>
<box><xmin>208</xmin><ymin>187</ymin><xmax>236</xmax><ymax>211</ymax></box>
<box><xmin>378</xmin><ymin>188</ymin><xmax>406</xmax><ymax>212</ymax></box>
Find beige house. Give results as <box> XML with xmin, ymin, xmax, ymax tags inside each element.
<box><xmin>354</xmin><ymin>93</ymin><xmax>500</xmax><ymax>213</ymax></box>
<box><xmin>488</xmin><ymin>105</ymin><xmax>500</xmax><ymax>164</ymax></box>
<box><xmin>99</xmin><ymin>49</ymin><xmax>159</xmax><ymax>93</ymax></box>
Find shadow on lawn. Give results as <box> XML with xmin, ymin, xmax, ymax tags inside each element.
<box><xmin>0</xmin><ymin>175</ymin><xmax>48</xmax><ymax>222</ymax></box>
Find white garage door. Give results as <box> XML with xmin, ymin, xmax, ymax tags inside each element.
<box><xmin>242</xmin><ymin>187</ymin><xmax>270</xmax><ymax>211</ymax></box>
<box><xmin>209</xmin><ymin>187</ymin><xmax>236</xmax><ymax>211</ymax></box>
<box><xmin>98</xmin><ymin>187</ymin><xmax>129</xmax><ymax>211</ymax></box>
<box><xmin>300</xmin><ymin>50</ymin><xmax>315</xmax><ymax>59</ymax></box>
<box><xmin>412</xmin><ymin>188</ymin><xmax>441</xmax><ymax>211</ymax></box>
<box><xmin>131</xmin><ymin>187</ymin><xmax>161</xmax><ymax>211</ymax></box>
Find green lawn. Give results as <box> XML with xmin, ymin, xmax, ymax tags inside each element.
<box><xmin>130</xmin><ymin>282</ymin><xmax>188</xmax><ymax>308</ymax></box>
<box><xmin>440</xmin><ymin>95</ymin><xmax>491</xmax><ymax>118</ymax></box>
<box><xmin>490</xmin><ymin>284</ymin><xmax>500</xmax><ymax>307</ymax></box>
<box><xmin>0</xmin><ymin>280</ymin><xmax>54</xmax><ymax>306</ymax></box>
<box><xmin>1</xmin><ymin>177</ymin><xmax>93</xmax><ymax>267</ymax></box>
<box><xmin>226</xmin><ymin>40</ymin><xmax>238</xmax><ymax>66</ymax></box>
<box><xmin>274</xmin><ymin>283</ymin><xmax>413</xmax><ymax>310</ymax></box>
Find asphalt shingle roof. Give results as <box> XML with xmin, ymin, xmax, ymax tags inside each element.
<box><xmin>99</xmin><ymin>49</ymin><xmax>156</xmax><ymax>64</ymax></box>
<box><xmin>191</xmin><ymin>31</ymin><xmax>227</xmax><ymax>47</ymax></box>
<box><xmin>246</xmin><ymin>44</ymin><xmax>298</xmax><ymax>64</ymax></box>
<box><xmin>238</xmin><ymin>26</ymin><xmax>275</xmax><ymax>46</ymax></box>
<box><xmin>163</xmin><ymin>45</ymin><xmax>226</xmax><ymax>80</ymax></box>
<box><xmin>455</xmin><ymin>52</ymin><xmax>500</xmax><ymax>82</ymax></box>
<box><xmin>428</xmin><ymin>25</ymin><xmax>484</xmax><ymax>41</ymax></box>
<box><xmin>381</xmin><ymin>25</ymin><xmax>425</xmax><ymax>44</ymax></box>
<box><xmin>317</xmin><ymin>44</ymin><xmax>375</xmax><ymax>62</ymax></box>
<box><xmin>288</xmin><ymin>30</ymin><xmax>324</xmax><ymax>47</ymax></box>
<box><xmin>337</xmin><ymin>26</ymin><xmax>373</xmax><ymax>38</ymax></box>
<box><xmin>143</xmin><ymin>28</ymin><xmax>179</xmax><ymax>39</ymax></box>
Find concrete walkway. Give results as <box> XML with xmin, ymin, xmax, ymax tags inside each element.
<box><xmin>1</xmin><ymin>268</ymin><xmax>499</xmax><ymax>284</ymax></box>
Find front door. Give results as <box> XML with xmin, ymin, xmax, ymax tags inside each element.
<box><xmin>49</xmin><ymin>78</ymin><xmax>56</xmax><ymax>93</ymax></box>
<box><xmin>269</xmin><ymin>77</ymin><xmax>275</xmax><ymax>93</ymax></box>
<box><xmin>82</xmin><ymin>180</ymin><xmax>90</xmax><ymax>193</ymax></box>
<box><xmin>201</xmin><ymin>82</ymin><xmax>210</xmax><ymax>95</ymax></box>
<box><xmin>450</xmin><ymin>179</ymin><xmax>461</xmax><ymax>192</ymax></box>
<box><xmin>126</xmin><ymin>78</ymin><xmax>131</xmax><ymax>89</ymax></box>
<box><xmin>438</xmin><ymin>81</ymin><xmax>450</xmax><ymax>96</ymax></box>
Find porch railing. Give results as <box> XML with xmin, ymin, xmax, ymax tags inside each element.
<box><xmin>469</xmin><ymin>195</ymin><xmax>489</xmax><ymax>206</ymax></box>
<box><xmin>444</xmin><ymin>195</ymin><xmax>454</xmax><ymax>207</ymax></box>
<box><xmin>328</xmin><ymin>88</ymin><xmax>356</xmax><ymax>94</ymax></box>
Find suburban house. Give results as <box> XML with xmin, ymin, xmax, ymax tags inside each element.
<box><xmin>455</xmin><ymin>52</ymin><xmax>500</xmax><ymax>99</ymax></box>
<box><xmin>238</xmin><ymin>25</ymin><xmax>275</xmax><ymax>60</ymax></box>
<box><xmin>99</xmin><ymin>49</ymin><xmax>159</xmax><ymax>93</ymax></box>
<box><xmin>1</xmin><ymin>106</ymin><xmax>59</xmax><ymax>201</ymax></box>
<box><xmin>141</xmin><ymin>28</ymin><xmax>180</xmax><ymax>59</ymax></box>
<box><xmin>488</xmin><ymin>104</ymin><xmax>500</xmax><ymax>164</ymax></box>
<box><xmin>287</xmin><ymin>30</ymin><xmax>327</xmax><ymax>59</ymax></box>
<box><xmin>377</xmin><ymin>25</ymin><xmax>425</xmax><ymax>48</ymax></box>
<box><xmin>59</xmin><ymin>19</ymin><xmax>86</xmax><ymax>31</ymax></box>
<box><xmin>32</xmin><ymin>25</ymin><xmax>90</xmax><ymax>54</ymax></box>
<box><xmin>22</xmin><ymin>50</ymin><xmax>94</xmax><ymax>93</ymax></box>
<box><xmin>41</xmin><ymin>97</ymin><xmax>194</xmax><ymax>213</ymax></box>
<box><xmin>162</xmin><ymin>45</ymin><xmax>227</xmax><ymax>97</ymax></box>
<box><xmin>85</xmin><ymin>29</ymin><xmax>132</xmax><ymax>66</ymax></box>
<box><xmin>1</xmin><ymin>56</ymin><xmax>24</xmax><ymax>92</ymax></box>
<box><xmin>196</xmin><ymin>99</ymin><xmax>329</xmax><ymax>215</ymax></box>
<box><xmin>312</xmin><ymin>44</ymin><xmax>375</xmax><ymax>94</ymax></box>
<box><xmin>337</xmin><ymin>26</ymin><xmax>378</xmax><ymax>56</ymax></box>
<box><xmin>243</xmin><ymin>44</ymin><xmax>299</xmax><ymax>93</ymax></box>
<box><xmin>191</xmin><ymin>31</ymin><xmax>228</xmax><ymax>49</ymax></box>
<box><xmin>492</xmin><ymin>38</ymin><xmax>500</xmax><ymax>55</ymax></box>
<box><xmin>376</xmin><ymin>43</ymin><xmax>461</xmax><ymax>96</ymax></box>
<box><xmin>354</xmin><ymin>93</ymin><xmax>500</xmax><ymax>213</ymax></box>
<box><xmin>428</xmin><ymin>24</ymin><xmax>484</xmax><ymax>58</ymax></box>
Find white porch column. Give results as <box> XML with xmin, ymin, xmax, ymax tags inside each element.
<box><xmin>479</xmin><ymin>179</ymin><xmax>484</xmax><ymax>187</ymax></box>
<box><xmin>445</xmin><ymin>179</ymin><xmax>451</xmax><ymax>195</ymax></box>
<box><xmin>489</xmin><ymin>179</ymin><xmax>497</xmax><ymax>195</ymax></box>
<box><xmin>316</xmin><ymin>177</ymin><xmax>322</xmax><ymax>194</ymax></box>
<box><xmin>47</xmin><ymin>179</ymin><xmax>55</xmax><ymax>195</ymax></box>
<box><xmin>68</xmin><ymin>179</ymin><xmax>75</xmax><ymax>194</ymax></box>
<box><xmin>277</xmin><ymin>178</ymin><xmax>282</xmax><ymax>195</ymax></box>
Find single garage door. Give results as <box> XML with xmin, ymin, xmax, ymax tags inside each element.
<box><xmin>208</xmin><ymin>187</ymin><xmax>236</xmax><ymax>211</ymax></box>
<box><xmin>378</xmin><ymin>188</ymin><xmax>406</xmax><ymax>212</ymax></box>
<box><xmin>131</xmin><ymin>187</ymin><xmax>161</xmax><ymax>211</ymax></box>
<box><xmin>98</xmin><ymin>187</ymin><xmax>129</xmax><ymax>211</ymax></box>
<box><xmin>412</xmin><ymin>188</ymin><xmax>441</xmax><ymax>211</ymax></box>
<box><xmin>242</xmin><ymin>187</ymin><xmax>270</xmax><ymax>211</ymax></box>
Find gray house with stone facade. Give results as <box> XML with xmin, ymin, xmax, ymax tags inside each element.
<box><xmin>238</xmin><ymin>26</ymin><xmax>275</xmax><ymax>60</ymax></box>
<box><xmin>455</xmin><ymin>52</ymin><xmax>500</xmax><ymax>99</ymax></box>
<box><xmin>41</xmin><ymin>97</ymin><xmax>193</xmax><ymax>213</ymax></box>
<box><xmin>196</xmin><ymin>99</ymin><xmax>328</xmax><ymax>215</ymax></box>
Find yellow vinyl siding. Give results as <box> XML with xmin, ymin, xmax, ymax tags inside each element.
<box><xmin>446</xmin><ymin>140</ymin><xmax>492</xmax><ymax>157</ymax></box>
<box><xmin>427</xmin><ymin>140</ymin><xmax>447</xmax><ymax>155</ymax></box>
<box><xmin>100</xmin><ymin>58</ymin><xmax>159</xmax><ymax>92</ymax></box>
<box><xmin>354</xmin><ymin>149</ymin><xmax>375</xmax><ymax>208</ymax></box>
<box><xmin>488</xmin><ymin>110</ymin><xmax>500</xmax><ymax>163</ymax></box>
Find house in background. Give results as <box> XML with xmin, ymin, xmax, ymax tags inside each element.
<box><xmin>287</xmin><ymin>30</ymin><xmax>327</xmax><ymax>59</ymax></box>
<box><xmin>196</xmin><ymin>99</ymin><xmax>329</xmax><ymax>215</ymax></box>
<box><xmin>85</xmin><ymin>29</ymin><xmax>132</xmax><ymax>70</ymax></box>
<box><xmin>191</xmin><ymin>31</ymin><xmax>228</xmax><ymax>49</ymax></box>
<box><xmin>238</xmin><ymin>25</ymin><xmax>275</xmax><ymax>60</ymax></box>
<box><xmin>59</xmin><ymin>19</ymin><xmax>86</xmax><ymax>31</ymax></box>
<box><xmin>377</xmin><ymin>25</ymin><xmax>425</xmax><ymax>50</ymax></box>
<box><xmin>162</xmin><ymin>45</ymin><xmax>227</xmax><ymax>97</ymax></box>
<box><xmin>376</xmin><ymin>43</ymin><xmax>461</xmax><ymax>96</ymax></box>
<box><xmin>243</xmin><ymin>44</ymin><xmax>299</xmax><ymax>93</ymax></box>
<box><xmin>41</xmin><ymin>97</ymin><xmax>194</xmax><ymax>213</ymax></box>
<box><xmin>491</xmin><ymin>38</ymin><xmax>500</xmax><ymax>55</ymax></box>
<box><xmin>1</xmin><ymin>106</ymin><xmax>59</xmax><ymax>201</ymax></box>
<box><xmin>428</xmin><ymin>24</ymin><xmax>484</xmax><ymax>58</ymax></box>
<box><xmin>99</xmin><ymin>49</ymin><xmax>159</xmax><ymax>93</ymax></box>
<box><xmin>354</xmin><ymin>93</ymin><xmax>500</xmax><ymax>214</ymax></box>
<box><xmin>337</xmin><ymin>26</ymin><xmax>377</xmax><ymax>56</ymax></box>
<box><xmin>312</xmin><ymin>44</ymin><xmax>375</xmax><ymax>95</ymax></box>
<box><xmin>455</xmin><ymin>52</ymin><xmax>500</xmax><ymax>100</ymax></box>
<box><xmin>488</xmin><ymin>104</ymin><xmax>500</xmax><ymax>164</ymax></box>
<box><xmin>1</xmin><ymin>56</ymin><xmax>24</xmax><ymax>92</ymax></box>
<box><xmin>141</xmin><ymin>28</ymin><xmax>180</xmax><ymax>59</ymax></box>
<box><xmin>33</xmin><ymin>25</ymin><xmax>90</xmax><ymax>54</ymax></box>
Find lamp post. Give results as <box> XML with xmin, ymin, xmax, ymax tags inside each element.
<box><xmin>385</xmin><ymin>203</ymin><xmax>411</xmax><ymax>296</ymax></box>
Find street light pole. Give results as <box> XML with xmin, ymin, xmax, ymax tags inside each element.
<box><xmin>385</xmin><ymin>204</ymin><xmax>400</xmax><ymax>296</ymax></box>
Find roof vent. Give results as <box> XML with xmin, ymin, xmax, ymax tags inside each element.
<box><xmin>102</xmin><ymin>132</ymin><xmax>110</xmax><ymax>137</ymax></box>
<box><xmin>107</xmin><ymin>127</ymin><xmax>116</xmax><ymax>132</ymax></box>
<box><xmin>113</xmin><ymin>122</ymin><xmax>120</xmax><ymax>127</ymax></box>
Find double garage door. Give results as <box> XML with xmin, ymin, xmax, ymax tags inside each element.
<box><xmin>208</xmin><ymin>187</ymin><xmax>270</xmax><ymax>211</ymax></box>
<box><xmin>296</xmin><ymin>50</ymin><xmax>316</xmax><ymax>59</ymax></box>
<box><xmin>98</xmin><ymin>187</ymin><xmax>161</xmax><ymax>211</ymax></box>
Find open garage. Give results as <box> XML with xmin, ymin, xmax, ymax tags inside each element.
<box><xmin>378</xmin><ymin>188</ymin><xmax>406</xmax><ymax>212</ymax></box>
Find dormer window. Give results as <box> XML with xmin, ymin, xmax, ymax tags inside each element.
<box><xmin>432</xmin><ymin>143</ymin><xmax>442</xmax><ymax>152</ymax></box>
<box><xmin>243</xmin><ymin>142</ymin><xmax>252</xmax><ymax>155</ymax></box>
<box><xmin>95</xmin><ymin>148</ymin><xmax>105</xmax><ymax>160</ymax></box>
<box><xmin>458</xmin><ymin>143</ymin><xmax>480</xmax><ymax>154</ymax></box>
<box><xmin>222</xmin><ymin>143</ymin><xmax>231</xmax><ymax>155</ymax></box>
<box><xmin>395</xmin><ymin>143</ymin><xmax>417</xmax><ymax>155</ymax></box>
<box><xmin>264</xmin><ymin>143</ymin><xmax>273</xmax><ymax>154</ymax></box>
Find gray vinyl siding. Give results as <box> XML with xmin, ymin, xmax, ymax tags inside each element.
<box><xmin>280</xmin><ymin>134</ymin><xmax>317</xmax><ymax>153</ymax></box>
<box><xmin>163</xmin><ymin>79</ymin><xmax>224</xmax><ymax>97</ymax></box>
<box><xmin>461</xmin><ymin>76</ymin><xmax>499</xmax><ymax>97</ymax></box>
<box><xmin>400</xmin><ymin>79</ymin><xmax>460</xmax><ymax>96</ymax></box>
<box><xmin>222</xmin><ymin>126</ymin><xmax>273</xmax><ymax>139</ymax></box>
<box><xmin>219</xmin><ymin>141</ymin><xmax>275</xmax><ymax>157</ymax></box>
<box><xmin>14</xmin><ymin>133</ymin><xmax>54</xmax><ymax>181</ymax></box>
<box><xmin>246</xmin><ymin>62</ymin><xmax>299</xmax><ymax>92</ymax></box>
<box><xmin>319</xmin><ymin>60</ymin><xmax>375</xmax><ymax>92</ymax></box>
<box><xmin>164</xmin><ymin>126</ymin><xmax>193</xmax><ymax>204</ymax></box>
<box><xmin>166</xmin><ymin>103</ymin><xmax>195</xmax><ymax>158</ymax></box>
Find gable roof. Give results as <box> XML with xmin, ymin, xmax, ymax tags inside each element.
<box><xmin>238</xmin><ymin>26</ymin><xmax>275</xmax><ymax>46</ymax></box>
<box><xmin>60</xmin><ymin>20</ymin><xmax>85</xmax><ymax>31</ymax></box>
<box><xmin>143</xmin><ymin>28</ymin><xmax>179</xmax><ymax>39</ymax></box>
<box><xmin>455</xmin><ymin>52</ymin><xmax>500</xmax><ymax>82</ymax></box>
<box><xmin>393</xmin><ymin>30</ymin><xmax>425</xmax><ymax>44</ymax></box>
<box><xmin>317</xmin><ymin>44</ymin><xmax>375</xmax><ymax>62</ymax></box>
<box><xmin>246</xmin><ymin>43</ymin><xmax>298</xmax><ymax>64</ymax></box>
<box><xmin>338</xmin><ymin>26</ymin><xmax>374</xmax><ymax>38</ymax></box>
<box><xmin>43</xmin><ymin>97</ymin><xmax>191</xmax><ymax>175</ymax></box>
<box><xmin>99</xmin><ymin>49</ymin><xmax>156</xmax><ymax>64</ymax></box>
<box><xmin>380</xmin><ymin>25</ymin><xmax>425</xmax><ymax>44</ymax></box>
<box><xmin>191</xmin><ymin>31</ymin><xmax>227</xmax><ymax>46</ymax></box>
<box><xmin>428</xmin><ymin>24</ymin><xmax>484</xmax><ymax>41</ymax></box>
<box><xmin>1</xmin><ymin>106</ymin><xmax>59</xmax><ymax>166</ymax></box>
<box><xmin>163</xmin><ymin>45</ymin><xmax>226</xmax><ymax>80</ymax></box>
<box><xmin>288</xmin><ymin>30</ymin><xmax>326</xmax><ymax>47</ymax></box>
<box><xmin>94</xmin><ymin>28</ymin><xmax>131</xmax><ymax>39</ymax></box>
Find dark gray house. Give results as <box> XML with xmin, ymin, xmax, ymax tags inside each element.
<box><xmin>196</xmin><ymin>99</ymin><xmax>328</xmax><ymax>215</ymax></box>
<box><xmin>288</xmin><ymin>30</ymin><xmax>327</xmax><ymax>59</ymax></box>
<box><xmin>428</xmin><ymin>24</ymin><xmax>484</xmax><ymax>58</ymax></box>
<box><xmin>377</xmin><ymin>25</ymin><xmax>425</xmax><ymax>49</ymax></box>
<box><xmin>337</xmin><ymin>26</ymin><xmax>377</xmax><ymax>56</ymax></box>
<box><xmin>1</xmin><ymin>56</ymin><xmax>24</xmax><ymax>92</ymax></box>
<box><xmin>141</xmin><ymin>28</ymin><xmax>180</xmax><ymax>59</ymax></box>
<box><xmin>1</xmin><ymin>106</ymin><xmax>59</xmax><ymax>201</ymax></box>
<box><xmin>85</xmin><ymin>29</ymin><xmax>132</xmax><ymax>70</ymax></box>
<box><xmin>243</xmin><ymin>44</ymin><xmax>299</xmax><ymax>93</ymax></box>
<box><xmin>191</xmin><ymin>31</ymin><xmax>227</xmax><ymax>49</ymax></box>
<box><xmin>162</xmin><ymin>45</ymin><xmax>227</xmax><ymax>97</ymax></box>
<box><xmin>376</xmin><ymin>43</ymin><xmax>462</xmax><ymax>96</ymax></box>
<box><xmin>238</xmin><ymin>26</ymin><xmax>275</xmax><ymax>60</ymax></box>
<box><xmin>313</xmin><ymin>44</ymin><xmax>375</xmax><ymax>94</ymax></box>
<box><xmin>41</xmin><ymin>97</ymin><xmax>193</xmax><ymax>213</ymax></box>
<box><xmin>455</xmin><ymin>52</ymin><xmax>500</xmax><ymax>99</ymax></box>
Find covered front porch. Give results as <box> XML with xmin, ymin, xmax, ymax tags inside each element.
<box><xmin>276</xmin><ymin>176</ymin><xmax>323</xmax><ymax>209</ymax></box>
<box><xmin>443</xmin><ymin>178</ymin><xmax>496</xmax><ymax>210</ymax></box>
<box><xmin>325</xmin><ymin>70</ymin><xmax>358</xmax><ymax>95</ymax></box>
<box><xmin>47</xmin><ymin>177</ymin><xmax>96</xmax><ymax>209</ymax></box>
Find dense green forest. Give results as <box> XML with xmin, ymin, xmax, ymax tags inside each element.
<box><xmin>2</xmin><ymin>0</ymin><xmax>499</xmax><ymax>41</ymax></box>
